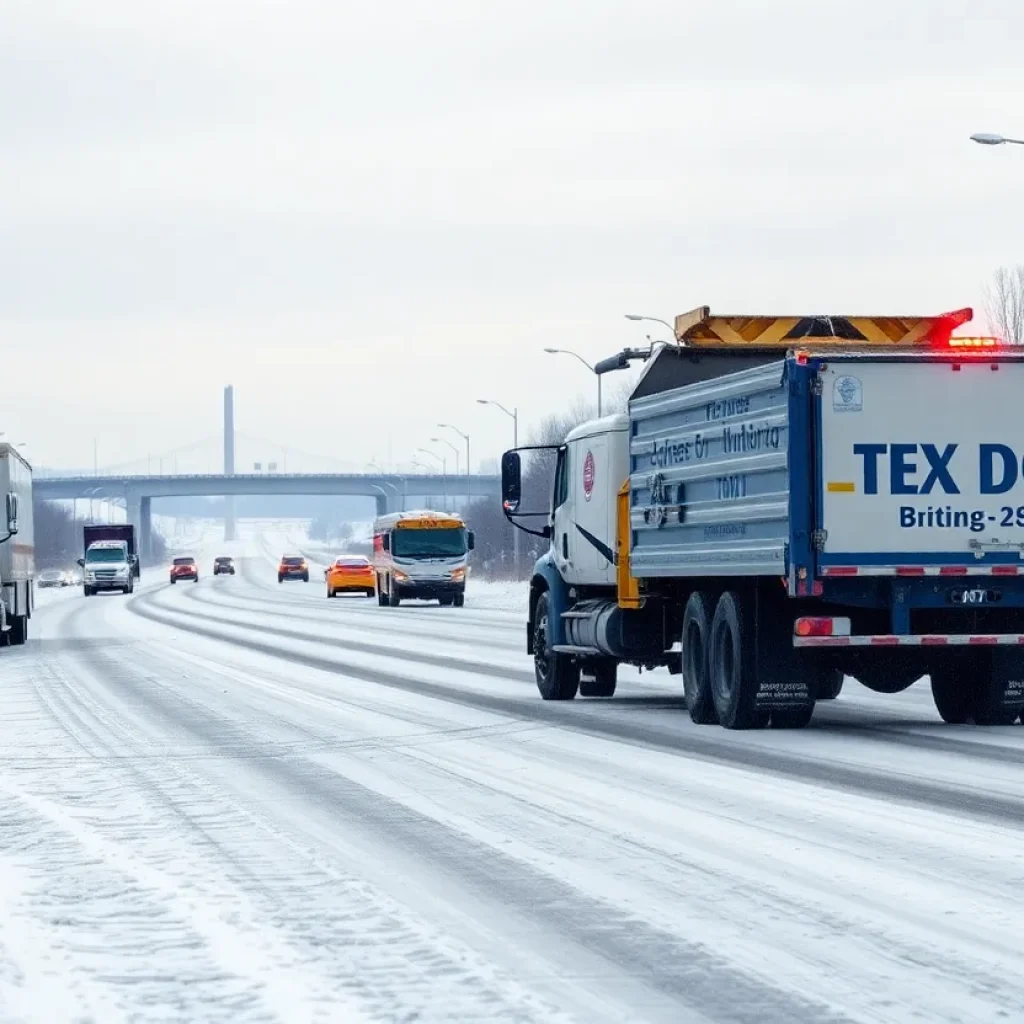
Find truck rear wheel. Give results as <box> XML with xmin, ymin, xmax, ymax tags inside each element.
<box><xmin>377</xmin><ymin>577</ymin><xmax>387</xmax><ymax>606</ymax></box>
<box><xmin>930</xmin><ymin>666</ymin><xmax>971</xmax><ymax>724</ymax></box>
<box><xmin>710</xmin><ymin>592</ymin><xmax>767</xmax><ymax>730</ymax></box>
<box><xmin>388</xmin><ymin>578</ymin><xmax>401</xmax><ymax>607</ymax></box>
<box><xmin>682</xmin><ymin>591</ymin><xmax>718</xmax><ymax>724</ymax></box>
<box><xmin>579</xmin><ymin>658</ymin><xmax>616</xmax><ymax>697</ymax></box>
<box><xmin>533</xmin><ymin>592</ymin><xmax>578</xmax><ymax>700</ymax></box>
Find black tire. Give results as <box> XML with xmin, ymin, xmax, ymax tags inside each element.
<box><xmin>83</xmin><ymin>586</ymin><xmax>94</xmax><ymax>597</ymax></box>
<box><xmin>771</xmin><ymin>704</ymin><xmax>815</xmax><ymax>729</ymax></box>
<box><xmin>377</xmin><ymin>578</ymin><xmax>388</xmax><ymax>606</ymax></box>
<box><xmin>170</xmin><ymin>578</ymin><xmax>176</xmax><ymax>585</ymax></box>
<box><xmin>439</xmin><ymin>595</ymin><xmax>454</xmax><ymax>607</ymax></box>
<box><xmin>579</xmin><ymin>659</ymin><xmax>617</xmax><ymax>697</ymax></box>
<box><xmin>302</xmin><ymin>573</ymin><xmax>309</xmax><ymax>583</ymax></box>
<box><xmin>388</xmin><ymin>579</ymin><xmax>401</xmax><ymax>607</ymax></box>
<box><xmin>710</xmin><ymin>591</ymin><xmax>764</xmax><ymax>730</ymax></box>
<box><xmin>453</xmin><ymin>591</ymin><xmax>465</xmax><ymax>608</ymax></box>
<box><xmin>327</xmin><ymin>588</ymin><xmax>335</xmax><ymax>599</ymax></box>
<box><xmin>533</xmin><ymin>591</ymin><xmax>578</xmax><ymax>700</ymax></box>
<box><xmin>278</xmin><ymin>575</ymin><xmax>283</xmax><ymax>583</ymax></box>
<box><xmin>8</xmin><ymin>614</ymin><xmax>27</xmax><ymax>646</ymax></box>
<box><xmin>365</xmin><ymin>589</ymin><xmax>374</xmax><ymax>598</ymax></box>
<box><xmin>681</xmin><ymin>591</ymin><xmax>718</xmax><ymax>724</ymax></box>
<box><xmin>931</xmin><ymin>667</ymin><xmax>971</xmax><ymax>724</ymax></box>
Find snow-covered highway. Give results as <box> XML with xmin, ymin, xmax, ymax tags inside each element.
<box><xmin>2</xmin><ymin>530</ymin><xmax>1023</xmax><ymax>1023</ymax></box>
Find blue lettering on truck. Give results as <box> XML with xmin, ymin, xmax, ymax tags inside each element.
<box><xmin>848</xmin><ymin>442</ymin><xmax>1024</xmax><ymax>532</ymax></box>
<box><xmin>851</xmin><ymin>443</ymin><xmax>1024</xmax><ymax>495</ymax></box>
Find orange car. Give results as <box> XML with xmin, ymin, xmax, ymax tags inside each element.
<box><xmin>326</xmin><ymin>556</ymin><xmax>375</xmax><ymax>598</ymax></box>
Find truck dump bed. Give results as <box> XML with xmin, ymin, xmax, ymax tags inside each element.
<box><xmin>626</xmin><ymin>306</ymin><xmax>1009</xmax><ymax>581</ymax></box>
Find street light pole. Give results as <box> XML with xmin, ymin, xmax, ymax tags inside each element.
<box><xmin>438</xmin><ymin>423</ymin><xmax>471</xmax><ymax>505</ymax></box>
<box><xmin>624</xmin><ymin>313</ymin><xmax>680</xmax><ymax>344</ymax></box>
<box><xmin>476</xmin><ymin>398</ymin><xmax>520</xmax><ymax>573</ymax></box>
<box><xmin>417</xmin><ymin>448</ymin><xmax>448</xmax><ymax>511</ymax></box>
<box><xmin>543</xmin><ymin>347</ymin><xmax>602</xmax><ymax>416</ymax></box>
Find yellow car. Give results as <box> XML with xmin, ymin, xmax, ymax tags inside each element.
<box><xmin>326</xmin><ymin>556</ymin><xmax>376</xmax><ymax>599</ymax></box>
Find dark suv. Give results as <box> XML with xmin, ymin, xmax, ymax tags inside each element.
<box><xmin>213</xmin><ymin>556</ymin><xmax>235</xmax><ymax>576</ymax></box>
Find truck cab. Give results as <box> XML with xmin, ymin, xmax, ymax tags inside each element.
<box><xmin>81</xmin><ymin>539</ymin><xmax>135</xmax><ymax>595</ymax></box>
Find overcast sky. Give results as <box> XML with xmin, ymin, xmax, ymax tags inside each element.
<box><xmin>2</xmin><ymin>0</ymin><xmax>1022</xmax><ymax>473</ymax></box>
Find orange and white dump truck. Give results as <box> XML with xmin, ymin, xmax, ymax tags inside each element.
<box><xmin>501</xmin><ymin>305</ymin><xmax>1024</xmax><ymax>729</ymax></box>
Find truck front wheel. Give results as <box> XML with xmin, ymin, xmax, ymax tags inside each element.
<box><xmin>682</xmin><ymin>591</ymin><xmax>718</xmax><ymax>724</ymax></box>
<box><xmin>710</xmin><ymin>591</ymin><xmax>767</xmax><ymax>730</ymax></box>
<box><xmin>533</xmin><ymin>592</ymin><xmax>578</xmax><ymax>701</ymax></box>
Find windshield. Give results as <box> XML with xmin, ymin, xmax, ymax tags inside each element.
<box><xmin>86</xmin><ymin>547</ymin><xmax>127</xmax><ymax>563</ymax></box>
<box><xmin>173</xmin><ymin>558</ymin><xmax>195</xmax><ymax>566</ymax></box>
<box><xmin>282</xmin><ymin>557</ymin><xmax>305</xmax><ymax>566</ymax></box>
<box><xmin>336</xmin><ymin>558</ymin><xmax>368</xmax><ymax>567</ymax></box>
<box><xmin>392</xmin><ymin>527</ymin><xmax>466</xmax><ymax>559</ymax></box>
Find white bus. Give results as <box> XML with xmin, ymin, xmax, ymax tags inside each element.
<box><xmin>372</xmin><ymin>510</ymin><xmax>474</xmax><ymax>607</ymax></box>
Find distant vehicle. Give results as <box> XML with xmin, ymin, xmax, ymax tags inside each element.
<box><xmin>372</xmin><ymin>510</ymin><xmax>474</xmax><ymax>607</ymax></box>
<box><xmin>213</xmin><ymin>556</ymin><xmax>235</xmax><ymax>576</ymax></box>
<box><xmin>326</xmin><ymin>556</ymin><xmax>375</xmax><ymax>598</ymax></box>
<box><xmin>0</xmin><ymin>444</ymin><xmax>33</xmax><ymax>646</ymax></box>
<box><xmin>170</xmin><ymin>557</ymin><xmax>199</xmax><ymax>584</ymax></box>
<box><xmin>37</xmin><ymin>570</ymin><xmax>65</xmax><ymax>589</ymax></box>
<box><xmin>278</xmin><ymin>555</ymin><xmax>309</xmax><ymax>583</ymax></box>
<box><xmin>62</xmin><ymin>569</ymin><xmax>78</xmax><ymax>586</ymax></box>
<box><xmin>80</xmin><ymin>538</ymin><xmax>135</xmax><ymax>595</ymax></box>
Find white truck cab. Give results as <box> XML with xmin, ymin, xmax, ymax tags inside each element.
<box><xmin>550</xmin><ymin>413</ymin><xmax>630</xmax><ymax>589</ymax></box>
<box><xmin>81</xmin><ymin>539</ymin><xmax>135</xmax><ymax>595</ymax></box>
<box><xmin>372</xmin><ymin>510</ymin><xmax>474</xmax><ymax>607</ymax></box>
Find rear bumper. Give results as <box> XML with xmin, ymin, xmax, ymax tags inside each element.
<box><xmin>170</xmin><ymin>572</ymin><xmax>197</xmax><ymax>580</ymax></box>
<box><xmin>796</xmin><ymin>633</ymin><xmax>1024</xmax><ymax>647</ymax></box>
<box><xmin>89</xmin><ymin>580</ymin><xmax>132</xmax><ymax>589</ymax></box>
<box><xmin>330</xmin><ymin>579</ymin><xmax>375</xmax><ymax>590</ymax></box>
<box><xmin>279</xmin><ymin>571</ymin><xmax>307</xmax><ymax>578</ymax></box>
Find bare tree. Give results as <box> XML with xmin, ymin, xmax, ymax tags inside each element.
<box><xmin>985</xmin><ymin>265</ymin><xmax>1024</xmax><ymax>344</ymax></box>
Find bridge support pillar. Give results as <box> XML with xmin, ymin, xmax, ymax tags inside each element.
<box><xmin>140</xmin><ymin>496</ymin><xmax>152</xmax><ymax>563</ymax></box>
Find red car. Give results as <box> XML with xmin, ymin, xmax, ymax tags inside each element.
<box><xmin>170</xmin><ymin>556</ymin><xmax>199</xmax><ymax>584</ymax></box>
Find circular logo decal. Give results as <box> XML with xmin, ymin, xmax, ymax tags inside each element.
<box><xmin>583</xmin><ymin>450</ymin><xmax>595</xmax><ymax>501</ymax></box>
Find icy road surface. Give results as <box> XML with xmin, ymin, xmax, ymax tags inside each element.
<box><xmin>3</xmin><ymin>532</ymin><xmax>1024</xmax><ymax>1022</ymax></box>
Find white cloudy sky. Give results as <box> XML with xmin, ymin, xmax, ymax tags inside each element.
<box><xmin>2</xmin><ymin>0</ymin><xmax>1022</xmax><ymax>473</ymax></box>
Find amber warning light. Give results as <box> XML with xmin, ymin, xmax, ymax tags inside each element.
<box><xmin>946</xmin><ymin>336</ymin><xmax>1002</xmax><ymax>349</ymax></box>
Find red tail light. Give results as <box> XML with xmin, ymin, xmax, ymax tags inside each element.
<box><xmin>794</xmin><ymin>616</ymin><xmax>851</xmax><ymax>638</ymax></box>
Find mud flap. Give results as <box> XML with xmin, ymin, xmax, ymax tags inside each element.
<box><xmin>981</xmin><ymin>648</ymin><xmax>1024</xmax><ymax>725</ymax></box>
<box><xmin>752</xmin><ymin>591</ymin><xmax>815</xmax><ymax>712</ymax></box>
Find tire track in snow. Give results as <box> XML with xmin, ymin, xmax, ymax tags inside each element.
<box><xmin>30</xmin><ymin>602</ymin><xmax>592</xmax><ymax>1024</ymax></box>
<box><xmin>125</xmin><ymin>588</ymin><xmax>1024</xmax><ymax>828</ymax></box>
<box><xmin>64</xmin><ymin>626</ymin><xmax>854</xmax><ymax>1024</ymax></box>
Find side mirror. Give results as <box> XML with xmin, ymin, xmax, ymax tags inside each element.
<box><xmin>5</xmin><ymin>493</ymin><xmax>18</xmax><ymax>535</ymax></box>
<box><xmin>467</xmin><ymin>530</ymin><xmax>475</xmax><ymax>551</ymax></box>
<box><xmin>501</xmin><ymin>451</ymin><xmax>522</xmax><ymax>513</ymax></box>
<box><xmin>76</xmin><ymin>558</ymin><xmax>85</xmax><ymax>567</ymax></box>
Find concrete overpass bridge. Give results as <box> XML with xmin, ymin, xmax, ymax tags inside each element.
<box><xmin>34</xmin><ymin>472</ymin><xmax>500</xmax><ymax>558</ymax></box>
